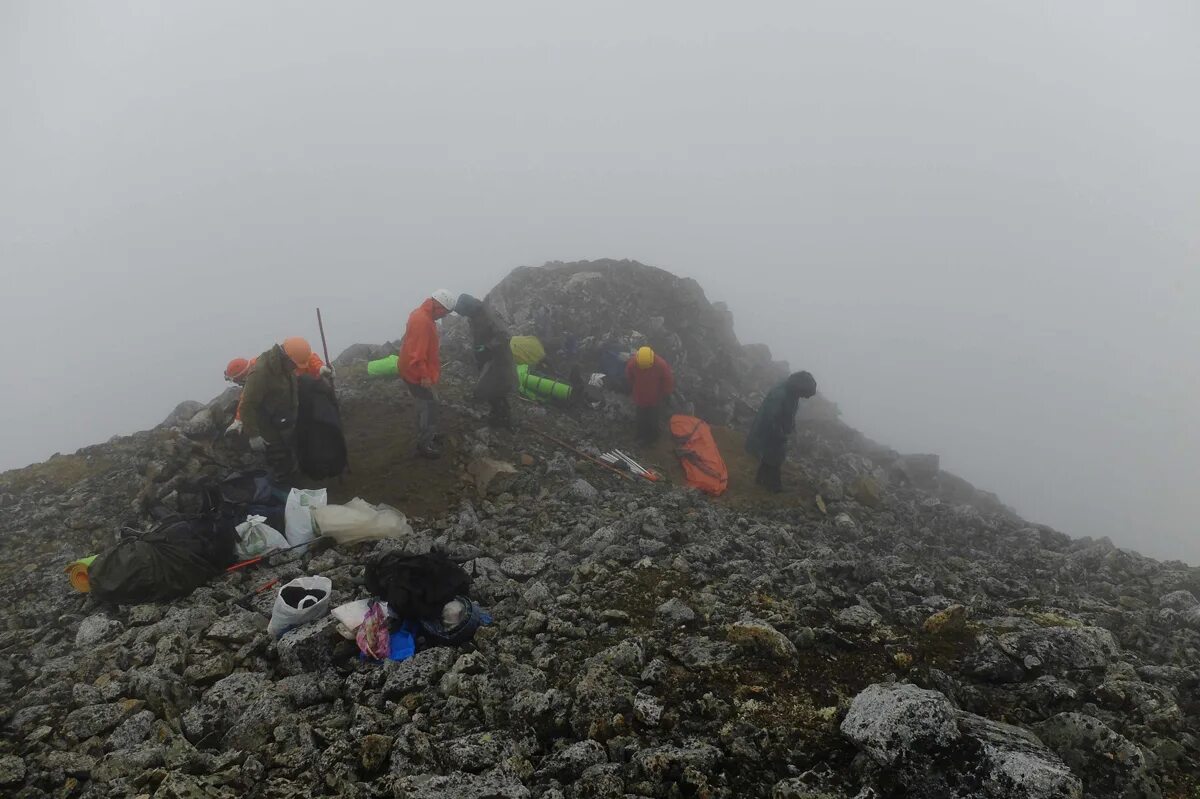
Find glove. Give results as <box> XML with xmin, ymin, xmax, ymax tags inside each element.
<box><xmin>248</xmin><ymin>436</ymin><xmax>267</xmax><ymax>452</ymax></box>
<box><xmin>320</xmin><ymin>365</ymin><xmax>335</xmax><ymax>379</ymax></box>
<box><xmin>224</xmin><ymin>419</ymin><xmax>243</xmax><ymax>436</ymax></box>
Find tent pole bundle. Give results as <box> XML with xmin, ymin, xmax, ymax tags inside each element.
<box><xmin>599</xmin><ymin>449</ymin><xmax>660</xmax><ymax>481</ymax></box>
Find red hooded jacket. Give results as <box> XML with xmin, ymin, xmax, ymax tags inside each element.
<box><xmin>399</xmin><ymin>298</ymin><xmax>449</xmax><ymax>385</ymax></box>
<box><xmin>626</xmin><ymin>353</ymin><xmax>675</xmax><ymax>408</ymax></box>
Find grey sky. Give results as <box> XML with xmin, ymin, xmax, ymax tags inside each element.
<box><xmin>2</xmin><ymin>2</ymin><xmax>1197</xmax><ymax>561</ymax></box>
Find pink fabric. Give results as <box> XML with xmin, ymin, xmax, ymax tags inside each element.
<box><xmin>356</xmin><ymin>601</ymin><xmax>390</xmax><ymax>660</ymax></box>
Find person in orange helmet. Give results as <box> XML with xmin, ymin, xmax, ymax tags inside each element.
<box><xmin>235</xmin><ymin>337</ymin><xmax>327</xmax><ymax>481</ymax></box>
<box><xmin>399</xmin><ymin>289</ymin><xmax>457</xmax><ymax>458</ymax></box>
<box><xmin>223</xmin><ymin>344</ymin><xmax>331</xmax><ymax>436</ymax></box>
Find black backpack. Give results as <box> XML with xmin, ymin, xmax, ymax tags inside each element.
<box><xmin>364</xmin><ymin>552</ymin><xmax>472</xmax><ymax>624</ymax></box>
<box><xmin>199</xmin><ymin>469</ymin><xmax>288</xmax><ymax>531</ymax></box>
<box><xmin>296</xmin><ymin>377</ymin><xmax>348</xmax><ymax>480</ymax></box>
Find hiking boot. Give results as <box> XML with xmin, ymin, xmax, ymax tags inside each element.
<box><xmin>417</xmin><ymin>443</ymin><xmax>442</xmax><ymax>460</ymax></box>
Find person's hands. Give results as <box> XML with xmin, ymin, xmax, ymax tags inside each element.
<box><xmin>420</xmin><ymin>378</ymin><xmax>433</xmax><ymax>389</ymax></box>
<box><xmin>224</xmin><ymin>419</ymin><xmax>243</xmax><ymax>436</ymax></box>
<box><xmin>249</xmin><ymin>436</ymin><xmax>267</xmax><ymax>452</ymax></box>
<box><xmin>320</xmin><ymin>365</ymin><xmax>335</xmax><ymax>379</ymax></box>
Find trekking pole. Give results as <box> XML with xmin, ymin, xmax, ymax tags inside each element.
<box><xmin>316</xmin><ymin>307</ymin><xmax>352</xmax><ymax>477</ymax></box>
<box><xmin>525</xmin><ymin>427</ymin><xmax>634</xmax><ymax>482</ymax></box>
<box><xmin>316</xmin><ymin>307</ymin><xmax>334</xmax><ymax>390</ymax></box>
<box><xmin>225</xmin><ymin>539</ymin><xmax>318</xmax><ymax>573</ymax></box>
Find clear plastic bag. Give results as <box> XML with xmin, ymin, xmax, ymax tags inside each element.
<box><xmin>312</xmin><ymin>498</ymin><xmax>412</xmax><ymax>546</ymax></box>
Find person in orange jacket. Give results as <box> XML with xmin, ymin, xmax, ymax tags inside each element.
<box><xmin>625</xmin><ymin>346</ymin><xmax>675</xmax><ymax>444</ymax></box>
<box><xmin>399</xmin><ymin>289</ymin><xmax>457</xmax><ymax>457</ymax></box>
<box><xmin>223</xmin><ymin>341</ymin><xmax>331</xmax><ymax>436</ymax></box>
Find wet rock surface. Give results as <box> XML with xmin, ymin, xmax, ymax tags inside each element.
<box><xmin>1</xmin><ymin>260</ymin><xmax>1199</xmax><ymax>797</ymax></box>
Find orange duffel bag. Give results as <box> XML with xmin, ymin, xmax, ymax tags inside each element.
<box><xmin>670</xmin><ymin>414</ymin><xmax>728</xmax><ymax>496</ymax></box>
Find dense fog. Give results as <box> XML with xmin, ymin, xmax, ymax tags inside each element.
<box><xmin>2</xmin><ymin>2</ymin><xmax>1197</xmax><ymax>560</ymax></box>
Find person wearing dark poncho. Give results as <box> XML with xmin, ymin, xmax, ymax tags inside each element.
<box><xmin>455</xmin><ymin>293</ymin><xmax>518</xmax><ymax>429</ymax></box>
<box><xmin>745</xmin><ymin>371</ymin><xmax>817</xmax><ymax>493</ymax></box>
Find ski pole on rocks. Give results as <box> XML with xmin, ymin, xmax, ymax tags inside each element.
<box><xmin>525</xmin><ymin>427</ymin><xmax>634</xmax><ymax>482</ymax></box>
<box><xmin>225</xmin><ymin>540</ymin><xmax>317</xmax><ymax>573</ymax></box>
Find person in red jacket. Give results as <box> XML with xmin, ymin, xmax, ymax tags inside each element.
<box><xmin>399</xmin><ymin>289</ymin><xmax>457</xmax><ymax>457</ymax></box>
<box><xmin>625</xmin><ymin>346</ymin><xmax>675</xmax><ymax>444</ymax></box>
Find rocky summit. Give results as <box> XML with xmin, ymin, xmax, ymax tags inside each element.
<box><xmin>1</xmin><ymin>259</ymin><xmax>1197</xmax><ymax>799</ymax></box>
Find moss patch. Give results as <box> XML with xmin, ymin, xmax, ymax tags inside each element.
<box><xmin>0</xmin><ymin>453</ymin><xmax>113</xmax><ymax>494</ymax></box>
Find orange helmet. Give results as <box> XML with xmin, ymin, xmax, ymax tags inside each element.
<box><xmin>282</xmin><ymin>337</ymin><xmax>312</xmax><ymax>367</ymax></box>
<box><xmin>224</xmin><ymin>358</ymin><xmax>251</xmax><ymax>382</ymax></box>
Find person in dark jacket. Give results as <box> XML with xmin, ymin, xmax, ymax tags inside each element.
<box><xmin>455</xmin><ymin>294</ymin><xmax>518</xmax><ymax>428</ymax></box>
<box><xmin>745</xmin><ymin>371</ymin><xmax>817</xmax><ymax>493</ymax></box>
<box><xmin>240</xmin><ymin>338</ymin><xmax>315</xmax><ymax>482</ymax></box>
<box><xmin>625</xmin><ymin>346</ymin><xmax>675</xmax><ymax>444</ymax></box>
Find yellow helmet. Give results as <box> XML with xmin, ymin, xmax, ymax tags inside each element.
<box><xmin>636</xmin><ymin>346</ymin><xmax>655</xmax><ymax>369</ymax></box>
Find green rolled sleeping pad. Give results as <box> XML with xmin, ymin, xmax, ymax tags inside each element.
<box><xmin>517</xmin><ymin>364</ymin><xmax>572</xmax><ymax>402</ymax></box>
<box><xmin>367</xmin><ymin>354</ymin><xmax>399</xmax><ymax>377</ymax></box>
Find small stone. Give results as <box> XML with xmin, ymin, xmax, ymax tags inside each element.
<box><xmin>727</xmin><ymin>620</ymin><xmax>798</xmax><ymax>662</ymax></box>
<box><xmin>922</xmin><ymin>604</ymin><xmax>967</xmax><ymax>636</ymax></box>
<box><xmin>522</xmin><ymin>611</ymin><xmax>548</xmax><ymax>634</ymax></box>
<box><xmin>655</xmin><ymin>597</ymin><xmax>696</xmax><ymax>627</ymax></box>
<box><xmin>76</xmin><ymin>614</ymin><xmax>122</xmax><ymax>647</ymax></box>
<box><xmin>836</xmin><ymin>605</ymin><xmax>882</xmax><ymax>632</ymax></box>
<box><xmin>1158</xmin><ymin>590</ymin><xmax>1198</xmax><ymax>611</ymax></box>
<box><xmin>205</xmin><ymin>612</ymin><xmax>262</xmax><ymax>644</ymax></box>
<box><xmin>501</xmin><ymin>552</ymin><xmax>548</xmax><ymax>580</ymax></box>
<box><xmin>538</xmin><ymin>739</ymin><xmax>607</xmax><ymax>779</ymax></box>
<box><xmin>0</xmin><ymin>755</ymin><xmax>25</xmax><ymax>787</ymax></box>
<box><xmin>523</xmin><ymin>581</ymin><xmax>552</xmax><ymax>608</ymax></box>
<box><xmin>183</xmin><ymin>653</ymin><xmax>234</xmax><ymax>686</ymax></box>
<box><xmin>601</xmin><ymin>609</ymin><xmax>631</xmax><ymax>625</ymax></box>
<box><xmin>569</xmin><ymin>478</ymin><xmax>600</xmax><ymax>503</ymax></box>
<box><xmin>383</xmin><ymin>647</ymin><xmax>456</xmax><ymax>698</ymax></box>
<box><xmin>64</xmin><ymin>700</ymin><xmax>142</xmax><ymax>741</ymax></box>
<box><xmin>107</xmin><ymin>710</ymin><xmax>155</xmax><ymax>752</ymax></box>
<box><xmin>276</xmin><ymin>618</ymin><xmax>340</xmax><ymax>676</ymax></box>
<box><xmin>634</xmin><ymin>692</ymin><xmax>663</xmax><ymax>726</ymax></box>
<box><xmin>359</xmin><ymin>734</ymin><xmax>393</xmax><ymax>774</ymax></box>
<box><xmin>850</xmin><ymin>476</ymin><xmax>883</xmax><ymax>508</ymax></box>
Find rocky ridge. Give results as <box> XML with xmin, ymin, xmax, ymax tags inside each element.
<box><xmin>0</xmin><ymin>260</ymin><xmax>1197</xmax><ymax>799</ymax></box>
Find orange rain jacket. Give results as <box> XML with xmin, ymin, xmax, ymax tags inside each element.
<box><xmin>399</xmin><ymin>298</ymin><xmax>449</xmax><ymax>385</ymax></box>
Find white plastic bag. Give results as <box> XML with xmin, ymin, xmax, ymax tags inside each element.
<box><xmin>331</xmin><ymin>598</ymin><xmax>390</xmax><ymax>640</ymax></box>
<box><xmin>312</xmin><ymin>497</ymin><xmax>412</xmax><ymax>546</ymax></box>
<box><xmin>267</xmin><ymin>575</ymin><xmax>332</xmax><ymax>638</ymax></box>
<box><xmin>234</xmin><ymin>515</ymin><xmax>289</xmax><ymax>559</ymax></box>
<box><xmin>284</xmin><ymin>488</ymin><xmax>327</xmax><ymax>554</ymax></box>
